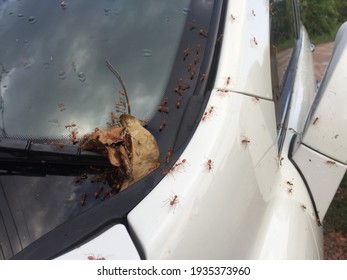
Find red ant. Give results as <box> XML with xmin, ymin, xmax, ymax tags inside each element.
<box><xmin>163</xmin><ymin>159</ymin><xmax>188</xmax><ymax>177</ymax></box>
<box><xmin>175</xmin><ymin>87</ymin><xmax>184</xmax><ymax>95</ymax></box>
<box><xmin>178</xmin><ymin>78</ymin><xmax>190</xmax><ymax>90</ymax></box>
<box><xmin>80</xmin><ymin>192</ymin><xmax>87</xmax><ymax>206</ymax></box>
<box><xmin>287</xmin><ymin>186</ymin><xmax>293</xmax><ymax>195</ymax></box>
<box><xmin>194</xmin><ymin>54</ymin><xmax>199</xmax><ymax>65</ymax></box>
<box><xmin>204</xmin><ymin>159</ymin><xmax>214</xmax><ymax>172</ymax></box>
<box><xmin>252</xmin><ymin>96</ymin><xmax>260</xmax><ymax>102</ymax></box>
<box><xmin>195</xmin><ymin>44</ymin><xmax>201</xmax><ymax>54</ymax></box>
<box><xmin>201</xmin><ymin>105</ymin><xmax>215</xmax><ymax>122</ymax></box>
<box><xmin>241</xmin><ymin>136</ymin><xmax>250</xmax><ymax>147</ymax></box>
<box><xmin>87</xmin><ymin>254</ymin><xmax>106</xmax><ymax>260</ymax></box>
<box><xmin>175</xmin><ymin>79</ymin><xmax>190</xmax><ymax>95</ymax></box>
<box><xmin>139</xmin><ymin>119</ymin><xmax>149</xmax><ymax>127</ymax></box>
<box><xmin>183</xmin><ymin>47</ymin><xmax>190</xmax><ymax>60</ymax></box>
<box><xmin>190</xmin><ymin>68</ymin><xmax>196</xmax><ymax>80</ymax></box>
<box><xmin>168</xmin><ymin>195</ymin><xmax>179</xmax><ymax>206</ymax></box>
<box><xmin>148</xmin><ymin>161</ymin><xmax>161</xmax><ymax>172</ymax></box>
<box><xmin>114</xmin><ymin>101</ymin><xmax>126</xmax><ymax>108</ymax></box>
<box><xmin>94</xmin><ymin>185</ymin><xmax>104</xmax><ymax>199</ymax></box>
<box><xmin>199</xmin><ymin>28</ymin><xmax>208</xmax><ymax>38</ymax></box>
<box><xmin>162</xmin><ymin>193</ymin><xmax>182</xmax><ymax>213</ymax></box>
<box><xmin>176</xmin><ymin>97</ymin><xmax>181</xmax><ymax>109</ymax></box>
<box><xmin>286</xmin><ymin>180</ymin><xmax>293</xmax><ymax>186</ymax></box>
<box><xmin>225</xmin><ymin>76</ymin><xmax>232</xmax><ymax>86</ymax></box>
<box><xmin>65</xmin><ymin>123</ymin><xmax>76</xmax><ymax>129</ymax></box>
<box><xmin>313</xmin><ymin>117</ymin><xmax>319</xmax><ymax>125</ymax></box>
<box><xmin>70</xmin><ymin>130</ymin><xmax>78</xmax><ymax>145</ymax></box>
<box><xmin>189</xmin><ymin>19</ymin><xmax>196</xmax><ymax>31</ymax></box>
<box><xmin>166</xmin><ymin>148</ymin><xmax>172</xmax><ymax>163</ymax></box>
<box><xmin>276</xmin><ymin>156</ymin><xmax>284</xmax><ymax>167</ymax></box>
<box><xmin>158</xmin><ymin>97</ymin><xmax>169</xmax><ymax>113</ymax></box>
<box><xmin>172</xmin><ymin>159</ymin><xmax>189</xmax><ymax>172</ymax></box>
<box><xmin>217</xmin><ymin>88</ymin><xmax>228</xmax><ymax>95</ymax></box>
<box><xmin>159</xmin><ymin>121</ymin><xmax>167</xmax><ymax>132</ymax></box>
<box><xmin>101</xmin><ymin>189</ymin><xmax>111</xmax><ymax>201</ymax></box>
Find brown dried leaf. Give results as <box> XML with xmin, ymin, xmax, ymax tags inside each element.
<box><xmin>97</xmin><ymin>127</ymin><xmax>125</xmax><ymax>146</ymax></box>
<box><xmin>80</xmin><ymin>114</ymin><xmax>160</xmax><ymax>192</ymax></box>
<box><xmin>119</xmin><ymin>114</ymin><xmax>160</xmax><ymax>190</ymax></box>
<box><xmin>105</xmin><ymin>146</ymin><xmax>122</xmax><ymax>167</ymax></box>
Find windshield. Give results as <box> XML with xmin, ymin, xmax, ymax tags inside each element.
<box><xmin>0</xmin><ymin>0</ymin><xmax>188</xmax><ymax>139</ymax></box>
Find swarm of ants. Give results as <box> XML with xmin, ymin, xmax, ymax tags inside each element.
<box><xmin>71</xmin><ymin>16</ymin><xmax>213</xmax><ymax>207</ymax></box>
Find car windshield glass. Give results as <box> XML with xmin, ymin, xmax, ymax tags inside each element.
<box><xmin>0</xmin><ymin>0</ymin><xmax>189</xmax><ymax>139</ymax></box>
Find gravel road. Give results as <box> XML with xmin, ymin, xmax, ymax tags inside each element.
<box><xmin>312</xmin><ymin>41</ymin><xmax>334</xmax><ymax>81</ymax></box>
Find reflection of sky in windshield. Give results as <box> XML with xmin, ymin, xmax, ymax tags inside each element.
<box><xmin>1</xmin><ymin>173</ymin><xmax>95</xmax><ymax>246</ymax></box>
<box><xmin>0</xmin><ymin>0</ymin><xmax>189</xmax><ymax>139</ymax></box>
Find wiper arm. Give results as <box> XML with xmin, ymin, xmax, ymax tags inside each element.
<box><xmin>0</xmin><ymin>138</ymin><xmax>110</xmax><ymax>167</ymax></box>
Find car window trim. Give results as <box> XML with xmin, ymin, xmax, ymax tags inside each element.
<box><xmin>275</xmin><ymin>0</ymin><xmax>303</xmax><ymax>153</ymax></box>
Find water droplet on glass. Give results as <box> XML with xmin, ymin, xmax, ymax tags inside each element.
<box><xmin>165</xmin><ymin>16</ymin><xmax>170</xmax><ymax>23</ymax></box>
<box><xmin>142</xmin><ymin>49</ymin><xmax>152</xmax><ymax>57</ymax></box>
<box><xmin>48</xmin><ymin>119</ymin><xmax>59</xmax><ymax>125</ymax></box>
<box><xmin>104</xmin><ymin>8</ymin><xmax>111</xmax><ymax>15</ymax></box>
<box><xmin>113</xmin><ymin>9</ymin><xmax>119</xmax><ymax>15</ymax></box>
<box><xmin>78</xmin><ymin>71</ymin><xmax>86</xmax><ymax>82</ymax></box>
<box><xmin>58</xmin><ymin>71</ymin><xmax>66</xmax><ymax>80</ymax></box>
<box><xmin>17</xmin><ymin>14</ymin><xmax>24</xmax><ymax>19</ymax></box>
<box><xmin>23</xmin><ymin>40</ymin><xmax>30</xmax><ymax>47</ymax></box>
<box><xmin>182</xmin><ymin>8</ymin><xmax>192</xmax><ymax>15</ymax></box>
<box><xmin>28</xmin><ymin>16</ymin><xmax>37</xmax><ymax>24</ymax></box>
<box><xmin>43</xmin><ymin>62</ymin><xmax>51</xmax><ymax>69</ymax></box>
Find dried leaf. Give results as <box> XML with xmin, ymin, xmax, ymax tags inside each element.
<box><xmin>80</xmin><ymin>114</ymin><xmax>159</xmax><ymax>192</ymax></box>
<box><xmin>119</xmin><ymin>114</ymin><xmax>160</xmax><ymax>190</ymax></box>
<box><xmin>97</xmin><ymin>127</ymin><xmax>126</xmax><ymax>146</ymax></box>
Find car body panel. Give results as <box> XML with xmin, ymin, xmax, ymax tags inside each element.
<box><xmin>128</xmin><ymin>87</ymin><xmax>321</xmax><ymax>259</ymax></box>
<box><xmin>128</xmin><ymin>90</ymin><xmax>276</xmax><ymax>259</ymax></box>
<box><xmin>302</xmin><ymin>22</ymin><xmax>347</xmax><ymax>164</ymax></box>
<box><xmin>127</xmin><ymin>0</ymin><xmax>324</xmax><ymax>259</ymax></box>
<box><xmin>55</xmin><ymin>224</ymin><xmax>140</xmax><ymax>260</ymax></box>
<box><xmin>214</xmin><ymin>0</ymin><xmax>272</xmax><ymax>99</ymax></box>
<box><xmin>292</xmin><ymin>144</ymin><xmax>346</xmax><ymax>220</ymax></box>
<box><xmin>292</xmin><ymin>22</ymin><xmax>347</xmax><ymax>220</ymax></box>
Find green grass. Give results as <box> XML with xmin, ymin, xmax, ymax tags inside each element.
<box><xmin>309</xmin><ymin>29</ymin><xmax>339</xmax><ymax>45</ymax></box>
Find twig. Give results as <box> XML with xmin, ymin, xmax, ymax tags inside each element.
<box><xmin>105</xmin><ymin>57</ymin><xmax>131</xmax><ymax>114</ymax></box>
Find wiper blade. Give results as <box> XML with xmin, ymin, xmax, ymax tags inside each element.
<box><xmin>0</xmin><ymin>138</ymin><xmax>110</xmax><ymax>167</ymax></box>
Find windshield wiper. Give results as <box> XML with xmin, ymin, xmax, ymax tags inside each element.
<box><xmin>0</xmin><ymin>138</ymin><xmax>110</xmax><ymax>167</ymax></box>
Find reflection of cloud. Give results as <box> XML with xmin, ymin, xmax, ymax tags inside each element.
<box><xmin>1</xmin><ymin>174</ymin><xmax>81</xmax><ymax>243</ymax></box>
<box><xmin>0</xmin><ymin>0</ymin><xmax>190</xmax><ymax>139</ymax></box>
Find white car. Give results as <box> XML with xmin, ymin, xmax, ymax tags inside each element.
<box><xmin>1</xmin><ymin>0</ymin><xmax>346</xmax><ymax>260</ymax></box>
